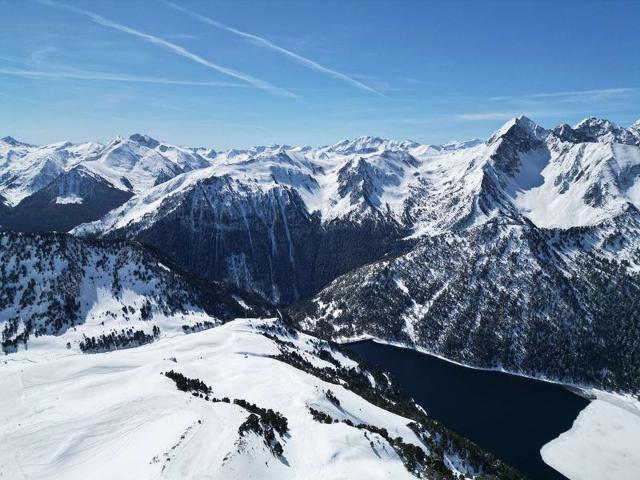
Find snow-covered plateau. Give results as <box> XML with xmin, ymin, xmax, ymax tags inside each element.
<box><xmin>0</xmin><ymin>318</ymin><xmax>522</xmax><ymax>480</ymax></box>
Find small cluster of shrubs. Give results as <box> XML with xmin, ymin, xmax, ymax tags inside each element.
<box><xmin>79</xmin><ymin>325</ymin><xmax>160</xmax><ymax>352</ymax></box>
<box><xmin>181</xmin><ymin>321</ymin><xmax>216</xmax><ymax>334</ymax></box>
<box><xmin>308</xmin><ymin>407</ymin><xmax>335</xmax><ymax>424</ymax></box>
<box><xmin>164</xmin><ymin>370</ymin><xmax>211</xmax><ymax>394</ymax></box>
<box><xmin>325</xmin><ymin>389</ymin><xmax>341</xmax><ymax>406</ymax></box>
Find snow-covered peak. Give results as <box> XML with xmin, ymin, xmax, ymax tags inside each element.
<box><xmin>80</xmin><ymin>134</ymin><xmax>211</xmax><ymax>193</ymax></box>
<box><xmin>193</xmin><ymin>146</ymin><xmax>218</xmax><ymax>160</ymax></box>
<box><xmin>487</xmin><ymin>115</ymin><xmax>548</xmax><ymax>145</ymax></box>
<box><xmin>0</xmin><ymin>134</ymin><xmax>215</xmax><ymax>210</ymax></box>
<box><xmin>574</xmin><ymin>116</ymin><xmax>615</xmax><ymax>130</ymax></box>
<box><xmin>0</xmin><ymin>135</ymin><xmax>33</xmax><ymax>147</ymax></box>
<box><xmin>129</xmin><ymin>133</ymin><xmax>160</xmax><ymax>149</ymax></box>
<box><xmin>0</xmin><ymin>140</ymin><xmax>105</xmax><ymax>205</ymax></box>
<box><xmin>327</xmin><ymin>135</ymin><xmax>409</xmax><ymax>154</ymax></box>
<box><xmin>563</xmin><ymin>117</ymin><xmax>640</xmax><ymax>145</ymax></box>
<box><xmin>221</xmin><ymin>145</ymin><xmax>281</xmax><ymax>162</ymax></box>
<box><xmin>441</xmin><ymin>139</ymin><xmax>483</xmax><ymax>151</ymax></box>
<box><xmin>573</xmin><ymin>117</ymin><xmax>621</xmax><ymax>140</ymax></box>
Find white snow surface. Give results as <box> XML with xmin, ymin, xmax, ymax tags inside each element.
<box><xmin>0</xmin><ymin>139</ymin><xmax>103</xmax><ymax>205</ymax></box>
<box><xmin>81</xmin><ymin>135</ymin><xmax>210</xmax><ymax>194</ymax></box>
<box><xmin>541</xmin><ymin>391</ymin><xmax>640</xmax><ymax>480</ymax></box>
<box><xmin>510</xmin><ymin>141</ymin><xmax>640</xmax><ymax>228</ymax></box>
<box><xmin>55</xmin><ymin>194</ymin><xmax>83</xmax><ymax>204</ymax></box>
<box><xmin>0</xmin><ymin>318</ymin><xmax>438</xmax><ymax>480</ymax></box>
<box><xmin>0</xmin><ymin>134</ymin><xmax>211</xmax><ymax>206</ymax></box>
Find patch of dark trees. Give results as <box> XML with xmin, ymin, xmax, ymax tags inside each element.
<box><xmin>181</xmin><ymin>321</ymin><xmax>216</xmax><ymax>334</ymax></box>
<box><xmin>79</xmin><ymin>326</ymin><xmax>160</xmax><ymax>353</ymax></box>
<box><xmin>1</xmin><ymin>318</ymin><xmax>33</xmax><ymax>354</ymax></box>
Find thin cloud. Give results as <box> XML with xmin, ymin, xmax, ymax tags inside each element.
<box><xmin>0</xmin><ymin>91</ymin><xmax>39</xmax><ymax>105</ymax></box>
<box><xmin>490</xmin><ymin>87</ymin><xmax>639</xmax><ymax>102</ymax></box>
<box><xmin>162</xmin><ymin>0</ymin><xmax>379</xmax><ymax>95</ymax></box>
<box><xmin>457</xmin><ymin>108</ymin><xmax>640</xmax><ymax>123</ymax></box>
<box><xmin>35</xmin><ymin>0</ymin><xmax>297</xmax><ymax>99</ymax></box>
<box><xmin>0</xmin><ymin>67</ymin><xmax>249</xmax><ymax>88</ymax></box>
<box><xmin>0</xmin><ymin>54</ymin><xmax>33</xmax><ymax>67</ymax></box>
<box><xmin>29</xmin><ymin>46</ymin><xmax>57</xmax><ymax>66</ymax></box>
<box><xmin>455</xmin><ymin>112</ymin><xmax>521</xmax><ymax>121</ymax></box>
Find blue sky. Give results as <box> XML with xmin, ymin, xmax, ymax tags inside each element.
<box><xmin>2</xmin><ymin>0</ymin><xmax>639</xmax><ymax>148</ymax></box>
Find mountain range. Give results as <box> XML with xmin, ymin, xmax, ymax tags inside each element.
<box><xmin>2</xmin><ymin>116</ymin><xmax>640</xmax><ymax>393</ymax></box>
<box><xmin>2</xmin><ymin>116</ymin><xmax>640</xmax><ymax>478</ymax></box>
<box><xmin>1</xmin><ymin>230</ymin><xmax>524</xmax><ymax>479</ymax></box>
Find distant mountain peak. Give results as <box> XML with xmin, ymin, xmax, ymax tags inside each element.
<box><xmin>559</xmin><ymin>117</ymin><xmax>640</xmax><ymax>145</ymax></box>
<box><xmin>128</xmin><ymin>133</ymin><xmax>160</xmax><ymax>149</ymax></box>
<box><xmin>1</xmin><ymin>136</ymin><xmax>33</xmax><ymax>147</ymax></box>
<box><xmin>574</xmin><ymin>116</ymin><xmax>616</xmax><ymax>129</ymax></box>
<box><xmin>327</xmin><ymin>135</ymin><xmax>419</xmax><ymax>155</ymax></box>
<box><xmin>1</xmin><ymin>136</ymin><xmax>18</xmax><ymax>145</ymax></box>
<box><xmin>441</xmin><ymin>139</ymin><xmax>482</xmax><ymax>150</ymax></box>
<box><xmin>330</xmin><ymin>135</ymin><xmax>388</xmax><ymax>153</ymax></box>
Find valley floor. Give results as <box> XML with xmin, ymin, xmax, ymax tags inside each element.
<box><xmin>541</xmin><ymin>390</ymin><xmax>640</xmax><ymax>480</ymax></box>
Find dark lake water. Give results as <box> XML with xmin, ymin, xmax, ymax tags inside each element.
<box><xmin>346</xmin><ymin>341</ymin><xmax>590</xmax><ymax>480</ymax></box>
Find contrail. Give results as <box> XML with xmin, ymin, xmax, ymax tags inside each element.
<box><xmin>162</xmin><ymin>0</ymin><xmax>379</xmax><ymax>95</ymax></box>
<box><xmin>35</xmin><ymin>0</ymin><xmax>297</xmax><ymax>99</ymax></box>
<box><xmin>0</xmin><ymin>67</ymin><xmax>250</xmax><ymax>88</ymax></box>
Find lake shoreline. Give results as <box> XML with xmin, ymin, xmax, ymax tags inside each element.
<box><xmin>339</xmin><ymin>335</ymin><xmax>605</xmax><ymax>398</ymax></box>
<box><xmin>345</xmin><ymin>338</ymin><xmax>591</xmax><ymax>480</ymax></box>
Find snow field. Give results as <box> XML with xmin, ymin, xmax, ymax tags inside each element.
<box><xmin>0</xmin><ymin>319</ymin><xmax>434</xmax><ymax>480</ymax></box>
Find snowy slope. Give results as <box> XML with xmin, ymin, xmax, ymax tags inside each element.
<box><xmin>0</xmin><ymin>137</ymin><xmax>103</xmax><ymax>206</ymax></box>
<box><xmin>0</xmin><ymin>134</ymin><xmax>213</xmax><ymax>229</ymax></box>
<box><xmin>0</xmin><ymin>231</ymin><xmax>274</xmax><ymax>355</ymax></box>
<box><xmin>502</xmin><ymin>125</ymin><xmax>640</xmax><ymax>228</ymax></box>
<box><xmin>80</xmin><ymin>134</ymin><xmax>211</xmax><ymax>194</ymax></box>
<box><xmin>0</xmin><ymin>165</ymin><xmax>133</xmax><ymax>232</ymax></box>
<box><xmin>0</xmin><ymin>233</ymin><xmax>523</xmax><ymax>479</ymax></box>
<box><xmin>0</xmin><ymin>318</ymin><xmax>523</xmax><ymax>480</ymax></box>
